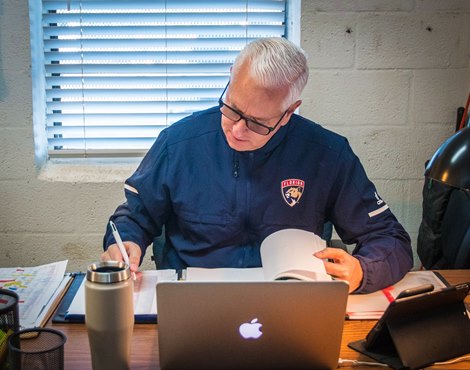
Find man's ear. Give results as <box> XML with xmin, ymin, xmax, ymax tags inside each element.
<box><xmin>281</xmin><ymin>100</ymin><xmax>302</xmax><ymax>126</ymax></box>
<box><xmin>289</xmin><ymin>100</ymin><xmax>302</xmax><ymax>113</ymax></box>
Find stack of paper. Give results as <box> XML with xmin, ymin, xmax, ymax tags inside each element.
<box><xmin>346</xmin><ymin>270</ymin><xmax>447</xmax><ymax>319</ymax></box>
<box><xmin>66</xmin><ymin>269</ymin><xmax>178</xmax><ymax>318</ymax></box>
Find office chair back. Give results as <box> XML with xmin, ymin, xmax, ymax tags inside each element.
<box><xmin>440</xmin><ymin>189</ymin><xmax>470</xmax><ymax>268</ymax></box>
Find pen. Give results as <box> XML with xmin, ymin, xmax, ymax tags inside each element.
<box><xmin>109</xmin><ymin>220</ymin><xmax>136</xmax><ymax>280</ymax></box>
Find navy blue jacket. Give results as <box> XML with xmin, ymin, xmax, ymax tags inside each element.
<box><xmin>104</xmin><ymin>107</ymin><xmax>413</xmax><ymax>293</ymax></box>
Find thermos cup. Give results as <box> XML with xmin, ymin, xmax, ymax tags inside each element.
<box><xmin>85</xmin><ymin>261</ymin><xmax>134</xmax><ymax>370</ymax></box>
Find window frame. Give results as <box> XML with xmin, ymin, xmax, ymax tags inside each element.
<box><xmin>29</xmin><ymin>0</ymin><xmax>301</xmax><ymax>167</ymax></box>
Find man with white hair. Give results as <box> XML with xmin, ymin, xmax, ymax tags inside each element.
<box><xmin>102</xmin><ymin>38</ymin><xmax>413</xmax><ymax>293</ymax></box>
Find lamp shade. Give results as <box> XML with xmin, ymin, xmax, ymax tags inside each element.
<box><xmin>425</xmin><ymin>127</ymin><xmax>470</xmax><ymax>191</ymax></box>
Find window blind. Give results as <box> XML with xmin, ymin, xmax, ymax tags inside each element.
<box><xmin>40</xmin><ymin>0</ymin><xmax>287</xmax><ymax>157</ymax></box>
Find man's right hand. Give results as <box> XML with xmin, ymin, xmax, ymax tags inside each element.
<box><xmin>101</xmin><ymin>241</ymin><xmax>141</xmax><ymax>275</ymax></box>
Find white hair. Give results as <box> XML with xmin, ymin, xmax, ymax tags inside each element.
<box><xmin>232</xmin><ymin>38</ymin><xmax>309</xmax><ymax>109</ymax></box>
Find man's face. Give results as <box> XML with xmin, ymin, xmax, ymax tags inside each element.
<box><xmin>220</xmin><ymin>64</ymin><xmax>295</xmax><ymax>152</ymax></box>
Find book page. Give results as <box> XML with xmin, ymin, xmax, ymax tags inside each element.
<box><xmin>66</xmin><ymin>269</ymin><xmax>177</xmax><ymax>316</ymax></box>
<box><xmin>346</xmin><ymin>270</ymin><xmax>447</xmax><ymax>319</ymax></box>
<box><xmin>261</xmin><ymin>229</ymin><xmax>330</xmax><ymax>281</ymax></box>
<box><xmin>0</xmin><ymin>260</ymin><xmax>68</xmax><ymax>328</ymax></box>
<box><xmin>37</xmin><ymin>274</ymin><xmax>73</xmax><ymax>327</ymax></box>
<box><xmin>185</xmin><ymin>267</ymin><xmax>264</xmax><ymax>282</ymax></box>
<box><xmin>134</xmin><ymin>270</ymin><xmax>177</xmax><ymax>315</ymax></box>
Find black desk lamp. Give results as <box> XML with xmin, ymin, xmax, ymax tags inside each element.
<box><xmin>424</xmin><ymin>126</ymin><xmax>470</xmax><ymax>191</ymax></box>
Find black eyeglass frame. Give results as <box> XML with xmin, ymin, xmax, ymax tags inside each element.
<box><xmin>218</xmin><ymin>82</ymin><xmax>289</xmax><ymax>136</ymax></box>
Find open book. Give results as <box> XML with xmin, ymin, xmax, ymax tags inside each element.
<box><xmin>185</xmin><ymin>229</ymin><xmax>331</xmax><ymax>282</ymax></box>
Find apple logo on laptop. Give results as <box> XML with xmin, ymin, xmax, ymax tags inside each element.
<box><xmin>239</xmin><ymin>318</ymin><xmax>263</xmax><ymax>339</ymax></box>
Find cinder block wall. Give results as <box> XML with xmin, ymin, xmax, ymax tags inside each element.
<box><xmin>300</xmin><ymin>0</ymin><xmax>470</xmax><ymax>264</ymax></box>
<box><xmin>0</xmin><ymin>0</ymin><xmax>469</xmax><ymax>272</ymax></box>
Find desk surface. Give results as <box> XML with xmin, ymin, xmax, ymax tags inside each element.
<box><xmin>49</xmin><ymin>270</ymin><xmax>470</xmax><ymax>370</ymax></box>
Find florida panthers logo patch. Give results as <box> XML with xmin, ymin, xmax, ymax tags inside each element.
<box><xmin>281</xmin><ymin>179</ymin><xmax>305</xmax><ymax>207</ymax></box>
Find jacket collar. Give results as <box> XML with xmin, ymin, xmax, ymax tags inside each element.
<box><xmin>221</xmin><ymin>114</ymin><xmax>295</xmax><ymax>155</ymax></box>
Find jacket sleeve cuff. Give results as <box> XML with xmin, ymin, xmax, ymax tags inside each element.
<box><xmin>353</xmin><ymin>255</ymin><xmax>374</xmax><ymax>294</ymax></box>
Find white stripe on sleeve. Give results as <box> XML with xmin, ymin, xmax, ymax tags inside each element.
<box><xmin>124</xmin><ymin>184</ymin><xmax>139</xmax><ymax>195</ymax></box>
<box><xmin>368</xmin><ymin>204</ymin><xmax>389</xmax><ymax>218</ymax></box>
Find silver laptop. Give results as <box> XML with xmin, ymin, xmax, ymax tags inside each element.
<box><xmin>156</xmin><ymin>281</ymin><xmax>349</xmax><ymax>369</ymax></box>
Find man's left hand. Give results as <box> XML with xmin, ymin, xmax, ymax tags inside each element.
<box><xmin>314</xmin><ymin>248</ymin><xmax>363</xmax><ymax>293</ymax></box>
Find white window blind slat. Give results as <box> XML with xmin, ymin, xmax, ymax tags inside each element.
<box><xmin>48</xmin><ymin>125</ymin><xmax>166</xmax><ymax>137</ymax></box>
<box><xmin>46</xmin><ymin>101</ymin><xmax>219</xmax><ymax>114</ymax></box>
<box><xmin>43</xmin><ymin>26</ymin><xmax>285</xmax><ymax>39</ymax></box>
<box><xmin>48</xmin><ymin>137</ymin><xmax>159</xmax><ymax>150</ymax></box>
<box><xmin>35</xmin><ymin>0</ymin><xmax>287</xmax><ymax>157</ymax></box>
<box><xmin>47</xmin><ymin>89</ymin><xmax>225</xmax><ymax>101</ymax></box>
<box><xmin>42</xmin><ymin>0</ymin><xmax>285</xmax><ymax>12</ymax></box>
<box><xmin>45</xmin><ymin>63</ymin><xmax>232</xmax><ymax>74</ymax></box>
<box><xmin>45</xmin><ymin>50</ymin><xmax>243</xmax><ymax>64</ymax></box>
<box><xmin>46</xmin><ymin>113</ymin><xmax>188</xmax><ymax>126</ymax></box>
<box><xmin>44</xmin><ymin>38</ymin><xmax>260</xmax><ymax>52</ymax></box>
<box><xmin>43</xmin><ymin>12</ymin><xmax>286</xmax><ymax>25</ymax></box>
<box><xmin>46</xmin><ymin>75</ymin><xmax>230</xmax><ymax>89</ymax></box>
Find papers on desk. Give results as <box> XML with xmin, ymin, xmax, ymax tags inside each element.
<box><xmin>66</xmin><ymin>270</ymin><xmax>177</xmax><ymax>319</ymax></box>
<box><xmin>185</xmin><ymin>267</ymin><xmax>265</xmax><ymax>281</ymax></box>
<box><xmin>10</xmin><ymin>260</ymin><xmax>446</xmax><ymax>324</ymax></box>
<box><xmin>185</xmin><ymin>268</ymin><xmax>448</xmax><ymax>320</ymax></box>
<box><xmin>0</xmin><ymin>260</ymin><xmax>71</xmax><ymax>329</ymax></box>
<box><xmin>346</xmin><ymin>270</ymin><xmax>447</xmax><ymax>319</ymax></box>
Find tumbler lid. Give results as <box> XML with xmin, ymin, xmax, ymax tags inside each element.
<box><xmin>86</xmin><ymin>261</ymin><xmax>131</xmax><ymax>283</ymax></box>
<box><xmin>0</xmin><ymin>289</ymin><xmax>19</xmax><ymax>314</ymax></box>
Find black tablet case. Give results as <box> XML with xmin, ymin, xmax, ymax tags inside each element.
<box><xmin>349</xmin><ymin>282</ymin><xmax>470</xmax><ymax>370</ymax></box>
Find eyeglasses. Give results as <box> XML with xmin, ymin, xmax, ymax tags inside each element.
<box><xmin>218</xmin><ymin>82</ymin><xmax>288</xmax><ymax>136</ymax></box>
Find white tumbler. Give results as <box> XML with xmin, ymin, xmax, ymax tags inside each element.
<box><xmin>85</xmin><ymin>261</ymin><xmax>134</xmax><ymax>370</ymax></box>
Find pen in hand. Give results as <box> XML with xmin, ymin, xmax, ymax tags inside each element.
<box><xmin>109</xmin><ymin>220</ymin><xmax>136</xmax><ymax>280</ymax></box>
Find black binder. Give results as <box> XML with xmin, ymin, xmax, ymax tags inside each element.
<box><xmin>349</xmin><ymin>282</ymin><xmax>470</xmax><ymax>370</ymax></box>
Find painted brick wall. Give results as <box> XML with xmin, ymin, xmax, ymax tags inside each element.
<box><xmin>300</xmin><ymin>0</ymin><xmax>470</xmax><ymax>265</ymax></box>
<box><xmin>0</xmin><ymin>0</ymin><xmax>469</xmax><ymax>271</ymax></box>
